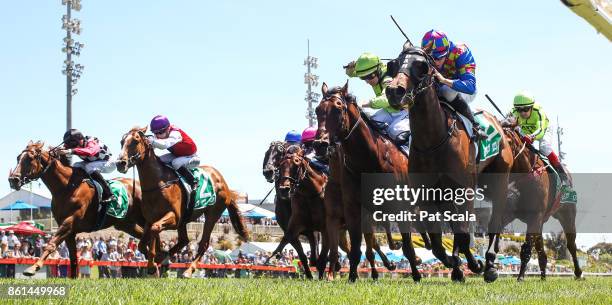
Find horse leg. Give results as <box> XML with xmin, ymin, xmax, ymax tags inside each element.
<box><xmin>428</xmin><ymin>231</ymin><xmax>458</xmax><ymax>269</ymax></box>
<box><xmin>556</xmin><ymin>206</ymin><xmax>583</xmax><ymax>279</ymax></box>
<box><xmin>183</xmin><ymin>209</ymin><xmax>222</xmax><ymax>279</ymax></box>
<box><xmin>146</xmin><ymin>232</ymin><xmax>159</xmax><ymax>276</ymax></box>
<box><xmin>450</xmin><ymin>232</ymin><xmax>466</xmax><ymax>282</ymax></box>
<box><xmin>165</xmin><ymin>224</ymin><xmax>189</xmax><ymax>262</ymax></box>
<box><xmin>24</xmin><ymin>216</ymin><xmax>75</xmax><ymax>276</ymax></box>
<box><xmin>484</xmin><ymin>182</ymin><xmax>507</xmax><ymax>283</ymax></box>
<box><xmin>66</xmin><ymin>234</ymin><xmax>78</xmax><ymax>279</ymax></box>
<box><xmin>400</xmin><ymin>233</ymin><xmax>422</xmax><ymax>282</ymax></box>
<box><xmin>363</xmin><ymin>234</ymin><xmax>379</xmax><ymax>281</ymax></box>
<box><xmin>458</xmin><ymin>233</ymin><xmax>484</xmax><ymax>274</ymax></box>
<box><xmin>306</xmin><ymin>231</ymin><xmax>319</xmax><ymax>267</ymax></box>
<box><xmin>382</xmin><ymin>222</ymin><xmax>400</xmax><ymax>250</ymax></box>
<box><xmin>290</xmin><ymin>239</ymin><xmax>313</xmax><ymax>279</ymax></box>
<box><xmin>371</xmin><ymin>233</ymin><xmax>396</xmax><ymax>271</ymax></box>
<box><xmin>534</xmin><ymin>234</ymin><xmax>547</xmax><ymax>281</ymax></box>
<box><xmin>317</xmin><ymin>231</ymin><xmax>329</xmax><ymax>280</ymax></box>
<box><xmin>325</xmin><ymin>224</ymin><xmax>343</xmax><ymax>280</ymax></box>
<box><xmin>346</xmin><ymin>225</ymin><xmax>362</xmax><ymax>283</ymax></box>
<box><xmin>518</xmin><ymin>234</ymin><xmax>534</xmax><ymax>282</ymax></box>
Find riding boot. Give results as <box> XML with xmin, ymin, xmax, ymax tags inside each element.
<box><xmin>546</xmin><ymin>152</ymin><xmax>569</xmax><ymax>184</ymax></box>
<box><xmin>90</xmin><ymin>171</ymin><xmax>114</xmax><ymax>229</ymax></box>
<box><xmin>177</xmin><ymin>166</ymin><xmax>198</xmax><ymax>190</ymax></box>
<box><xmin>449</xmin><ymin>95</ymin><xmax>488</xmax><ymax>140</ymax></box>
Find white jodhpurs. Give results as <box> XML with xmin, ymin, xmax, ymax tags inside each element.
<box><xmin>159</xmin><ymin>153</ymin><xmax>200</xmax><ymax>170</ymax></box>
<box><xmin>535</xmin><ymin>128</ymin><xmax>554</xmax><ymax>156</ymax></box>
<box><xmin>369</xmin><ymin>108</ymin><xmax>410</xmax><ymax>142</ymax></box>
<box><xmin>438</xmin><ymin>84</ymin><xmax>477</xmax><ymax>104</ymax></box>
<box><xmin>74</xmin><ymin>159</ymin><xmax>116</xmax><ymax>175</ymax></box>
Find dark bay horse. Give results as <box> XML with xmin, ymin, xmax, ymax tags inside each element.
<box><xmin>385</xmin><ymin>46</ymin><xmax>513</xmax><ymax>282</ymax></box>
<box><xmin>313</xmin><ymin>82</ymin><xmax>424</xmax><ymax>282</ymax></box>
<box><xmin>8</xmin><ymin>141</ymin><xmax>146</xmax><ymax>278</ymax></box>
<box><xmin>502</xmin><ymin>127</ymin><xmax>582</xmax><ymax>281</ymax></box>
<box><xmin>116</xmin><ymin>126</ymin><xmax>249</xmax><ymax>278</ymax></box>
<box><xmin>262</xmin><ymin>141</ymin><xmax>319</xmax><ymax>266</ymax></box>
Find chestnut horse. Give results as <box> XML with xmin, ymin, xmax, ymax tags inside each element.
<box><xmin>386</xmin><ymin>46</ymin><xmax>514</xmax><ymax>282</ymax></box>
<box><xmin>116</xmin><ymin>127</ymin><xmax>248</xmax><ymax>278</ymax></box>
<box><xmin>312</xmin><ymin>82</ymin><xmax>424</xmax><ymax>282</ymax></box>
<box><xmin>262</xmin><ymin>141</ymin><xmax>319</xmax><ymax>266</ymax></box>
<box><xmin>502</xmin><ymin>127</ymin><xmax>582</xmax><ymax>280</ymax></box>
<box><xmin>8</xmin><ymin>141</ymin><xmax>146</xmax><ymax>278</ymax></box>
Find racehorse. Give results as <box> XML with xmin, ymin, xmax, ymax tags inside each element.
<box><xmin>312</xmin><ymin>82</ymin><xmax>425</xmax><ymax>282</ymax></box>
<box><xmin>262</xmin><ymin>141</ymin><xmax>320</xmax><ymax>266</ymax></box>
<box><xmin>502</xmin><ymin>127</ymin><xmax>582</xmax><ymax>280</ymax></box>
<box><xmin>385</xmin><ymin>45</ymin><xmax>513</xmax><ymax>282</ymax></box>
<box><xmin>116</xmin><ymin>126</ymin><xmax>249</xmax><ymax>278</ymax></box>
<box><xmin>8</xmin><ymin>141</ymin><xmax>146</xmax><ymax>278</ymax></box>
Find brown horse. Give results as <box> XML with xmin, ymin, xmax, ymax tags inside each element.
<box><xmin>262</xmin><ymin>141</ymin><xmax>320</xmax><ymax>266</ymax></box>
<box><xmin>386</xmin><ymin>46</ymin><xmax>513</xmax><ymax>282</ymax></box>
<box><xmin>312</xmin><ymin>82</ymin><xmax>424</xmax><ymax>282</ymax></box>
<box><xmin>8</xmin><ymin>141</ymin><xmax>146</xmax><ymax>278</ymax></box>
<box><xmin>116</xmin><ymin>126</ymin><xmax>249</xmax><ymax>277</ymax></box>
<box><xmin>502</xmin><ymin>127</ymin><xmax>583</xmax><ymax>281</ymax></box>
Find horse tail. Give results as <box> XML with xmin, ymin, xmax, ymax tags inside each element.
<box><xmin>227</xmin><ymin>190</ymin><xmax>250</xmax><ymax>241</ymax></box>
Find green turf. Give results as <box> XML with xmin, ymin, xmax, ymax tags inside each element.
<box><xmin>0</xmin><ymin>276</ymin><xmax>610</xmax><ymax>305</ymax></box>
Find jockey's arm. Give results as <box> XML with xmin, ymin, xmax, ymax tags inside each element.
<box><xmin>367</xmin><ymin>77</ymin><xmax>393</xmax><ymax>109</ymax></box>
<box><xmin>151</xmin><ymin>130</ymin><xmax>183</xmax><ymax>149</ymax></box>
<box><xmin>530</xmin><ymin>109</ymin><xmax>547</xmax><ymax>141</ymax></box>
<box><xmin>71</xmin><ymin>139</ymin><xmax>101</xmax><ymax>157</ymax></box>
<box><xmin>450</xmin><ymin>60</ymin><xmax>476</xmax><ymax>95</ymax></box>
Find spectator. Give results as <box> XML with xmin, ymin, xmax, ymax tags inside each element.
<box><xmin>0</xmin><ymin>230</ymin><xmax>7</xmax><ymax>254</ymax></box>
<box><xmin>108</xmin><ymin>245</ymin><xmax>122</xmax><ymax>278</ymax></box>
<box><xmin>7</xmin><ymin>231</ymin><xmax>20</xmax><ymax>250</ymax></box>
<box><xmin>127</xmin><ymin>237</ymin><xmax>137</xmax><ymax>252</ymax></box>
<box><xmin>79</xmin><ymin>245</ymin><xmax>93</xmax><ymax>278</ymax></box>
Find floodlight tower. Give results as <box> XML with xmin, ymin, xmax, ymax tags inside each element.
<box><xmin>304</xmin><ymin>39</ymin><xmax>320</xmax><ymax>127</ymax></box>
<box><xmin>61</xmin><ymin>0</ymin><xmax>84</xmax><ymax>131</ymax></box>
<box><xmin>557</xmin><ymin>116</ymin><xmax>566</xmax><ymax>162</ymax></box>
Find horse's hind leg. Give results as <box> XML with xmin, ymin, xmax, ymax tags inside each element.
<box><xmin>556</xmin><ymin>206</ymin><xmax>583</xmax><ymax>279</ymax></box>
<box><xmin>306</xmin><ymin>231</ymin><xmax>319</xmax><ymax>267</ymax></box>
<box><xmin>166</xmin><ymin>224</ymin><xmax>189</xmax><ymax>261</ymax></box>
<box><xmin>400</xmin><ymin>233</ymin><xmax>422</xmax><ymax>282</ymax></box>
<box><xmin>534</xmin><ymin>234</ymin><xmax>548</xmax><ymax>280</ymax></box>
<box><xmin>317</xmin><ymin>231</ymin><xmax>329</xmax><ymax>280</ymax></box>
<box><xmin>363</xmin><ymin>234</ymin><xmax>379</xmax><ymax>281</ymax></box>
<box><xmin>24</xmin><ymin>216</ymin><xmax>75</xmax><ymax>277</ymax></box>
<box><xmin>183</xmin><ymin>206</ymin><xmax>224</xmax><ymax>279</ymax></box>
<box><xmin>290</xmin><ymin>239</ymin><xmax>314</xmax><ymax>279</ymax></box>
<box><xmin>370</xmin><ymin>233</ymin><xmax>396</xmax><ymax>272</ymax></box>
<box><xmin>518</xmin><ymin>234</ymin><xmax>534</xmax><ymax>281</ymax></box>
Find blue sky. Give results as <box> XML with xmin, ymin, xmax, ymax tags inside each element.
<box><xmin>1</xmin><ymin>1</ymin><xmax>611</xmax><ymax>245</ymax></box>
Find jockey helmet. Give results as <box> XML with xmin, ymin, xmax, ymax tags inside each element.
<box><xmin>354</xmin><ymin>53</ymin><xmax>382</xmax><ymax>78</ymax></box>
<box><xmin>421</xmin><ymin>30</ymin><xmax>450</xmax><ymax>60</ymax></box>
<box><xmin>513</xmin><ymin>92</ymin><xmax>535</xmax><ymax>107</ymax></box>
<box><xmin>284</xmin><ymin>130</ymin><xmax>301</xmax><ymax>143</ymax></box>
<box><xmin>301</xmin><ymin>127</ymin><xmax>317</xmax><ymax>143</ymax></box>
<box><xmin>150</xmin><ymin>115</ymin><xmax>171</xmax><ymax>133</ymax></box>
<box><xmin>63</xmin><ymin>129</ymin><xmax>84</xmax><ymax>147</ymax></box>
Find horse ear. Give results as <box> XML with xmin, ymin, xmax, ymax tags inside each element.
<box><xmin>27</xmin><ymin>140</ymin><xmax>33</xmax><ymax>146</ymax></box>
<box><xmin>140</xmin><ymin>126</ymin><xmax>148</xmax><ymax>134</ymax></box>
<box><xmin>342</xmin><ymin>80</ymin><xmax>349</xmax><ymax>95</ymax></box>
<box><xmin>321</xmin><ymin>82</ymin><xmax>328</xmax><ymax>96</ymax></box>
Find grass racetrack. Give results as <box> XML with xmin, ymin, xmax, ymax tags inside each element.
<box><xmin>0</xmin><ymin>277</ymin><xmax>612</xmax><ymax>305</ymax></box>
<box><xmin>1</xmin><ymin>276</ymin><xmax>611</xmax><ymax>305</ymax></box>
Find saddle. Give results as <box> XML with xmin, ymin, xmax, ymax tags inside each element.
<box><xmin>361</xmin><ymin>110</ymin><xmax>411</xmax><ymax>157</ymax></box>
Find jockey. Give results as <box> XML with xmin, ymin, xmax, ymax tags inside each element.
<box><xmin>511</xmin><ymin>92</ymin><xmax>568</xmax><ymax>183</ymax></box>
<box><xmin>345</xmin><ymin>52</ymin><xmax>411</xmax><ymax>147</ymax></box>
<box><xmin>62</xmin><ymin>129</ymin><xmax>116</xmax><ymax>226</ymax></box>
<box><xmin>285</xmin><ymin>130</ymin><xmax>302</xmax><ymax>145</ymax></box>
<box><xmin>421</xmin><ymin>30</ymin><xmax>487</xmax><ymax>139</ymax></box>
<box><xmin>149</xmin><ymin>115</ymin><xmax>200</xmax><ymax>190</ymax></box>
<box><xmin>301</xmin><ymin>127</ymin><xmax>329</xmax><ymax>174</ymax></box>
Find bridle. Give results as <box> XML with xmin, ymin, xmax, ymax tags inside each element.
<box><xmin>12</xmin><ymin>146</ymin><xmax>60</xmax><ymax>186</ymax></box>
<box><xmin>268</xmin><ymin>141</ymin><xmax>286</xmax><ymax>182</ymax></box>
<box><xmin>279</xmin><ymin>152</ymin><xmax>308</xmax><ymax>196</ymax></box>
<box><xmin>396</xmin><ymin>48</ymin><xmax>436</xmax><ymax>109</ymax></box>
<box><xmin>323</xmin><ymin>93</ymin><xmax>363</xmax><ymax>145</ymax></box>
<box><xmin>121</xmin><ymin>131</ymin><xmax>152</xmax><ymax>168</ymax></box>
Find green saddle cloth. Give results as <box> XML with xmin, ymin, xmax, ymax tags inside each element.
<box><xmin>191</xmin><ymin>167</ymin><xmax>217</xmax><ymax>210</ymax></box>
<box><xmin>474</xmin><ymin>113</ymin><xmax>502</xmax><ymax>162</ymax></box>
<box><xmin>106</xmin><ymin>180</ymin><xmax>129</xmax><ymax>218</ymax></box>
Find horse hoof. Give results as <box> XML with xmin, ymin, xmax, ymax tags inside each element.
<box><xmin>575</xmin><ymin>274</ymin><xmax>585</xmax><ymax>281</ymax></box>
<box><xmin>451</xmin><ymin>268</ymin><xmax>465</xmax><ymax>282</ymax></box>
<box><xmin>147</xmin><ymin>266</ymin><xmax>159</xmax><ymax>277</ymax></box>
<box><xmin>540</xmin><ymin>276</ymin><xmax>546</xmax><ymax>281</ymax></box>
<box><xmin>23</xmin><ymin>266</ymin><xmax>38</xmax><ymax>277</ymax></box>
<box><xmin>483</xmin><ymin>268</ymin><xmax>498</xmax><ymax>283</ymax></box>
<box><xmin>517</xmin><ymin>276</ymin><xmax>524</xmax><ymax>282</ymax></box>
<box><xmin>412</xmin><ymin>273</ymin><xmax>422</xmax><ymax>283</ymax></box>
<box><xmin>386</xmin><ymin>262</ymin><xmax>397</xmax><ymax>271</ymax></box>
<box><xmin>348</xmin><ymin>273</ymin><xmax>358</xmax><ymax>283</ymax></box>
<box><xmin>371</xmin><ymin>272</ymin><xmax>379</xmax><ymax>281</ymax></box>
<box><xmin>468</xmin><ymin>260</ymin><xmax>484</xmax><ymax>274</ymax></box>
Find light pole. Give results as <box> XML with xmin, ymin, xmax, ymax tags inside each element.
<box><xmin>304</xmin><ymin>39</ymin><xmax>320</xmax><ymax>127</ymax></box>
<box><xmin>61</xmin><ymin>0</ymin><xmax>84</xmax><ymax>131</ymax></box>
<box><xmin>557</xmin><ymin>116</ymin><xmax>566</xmax><ymax>162</ymax></box>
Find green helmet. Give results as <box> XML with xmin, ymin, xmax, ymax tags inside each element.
<box><xmin>354</xmin><ymin>53</ymin><xmax>381</xmax><ymax>77</ymax></box>
<box><xmin>513</xmin><ymin>91</ymin><xmax>535</xmax><ymax>107</ymax></box>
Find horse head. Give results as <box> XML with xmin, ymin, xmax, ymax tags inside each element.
<box><xmin>386</xmin><ymin>45</ymin><xmax>435</xmax><ymax>109</ymax></box>
<box><xmin>117</xmin><ymin>126</ymin><xmax>150</xmax><ymax>174</ymax></box>
<box><xmin>9</xmin><ymin>141</ymin><xmax>58</xmax><ymax>190</ymax></box>
<box><xmin>262</xmin><ymin>141</ymin><xmax>286</xmax><ymax>183</ymax></box>
<box><xmin>277</xmin><ymin>144</ymin><xmax>306</xmax><ymax>200</ymax></box>
<box><xmin>313</xmin><ymin>81</ymin><xmax>356</xmax><ymax>158</ymax></box>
